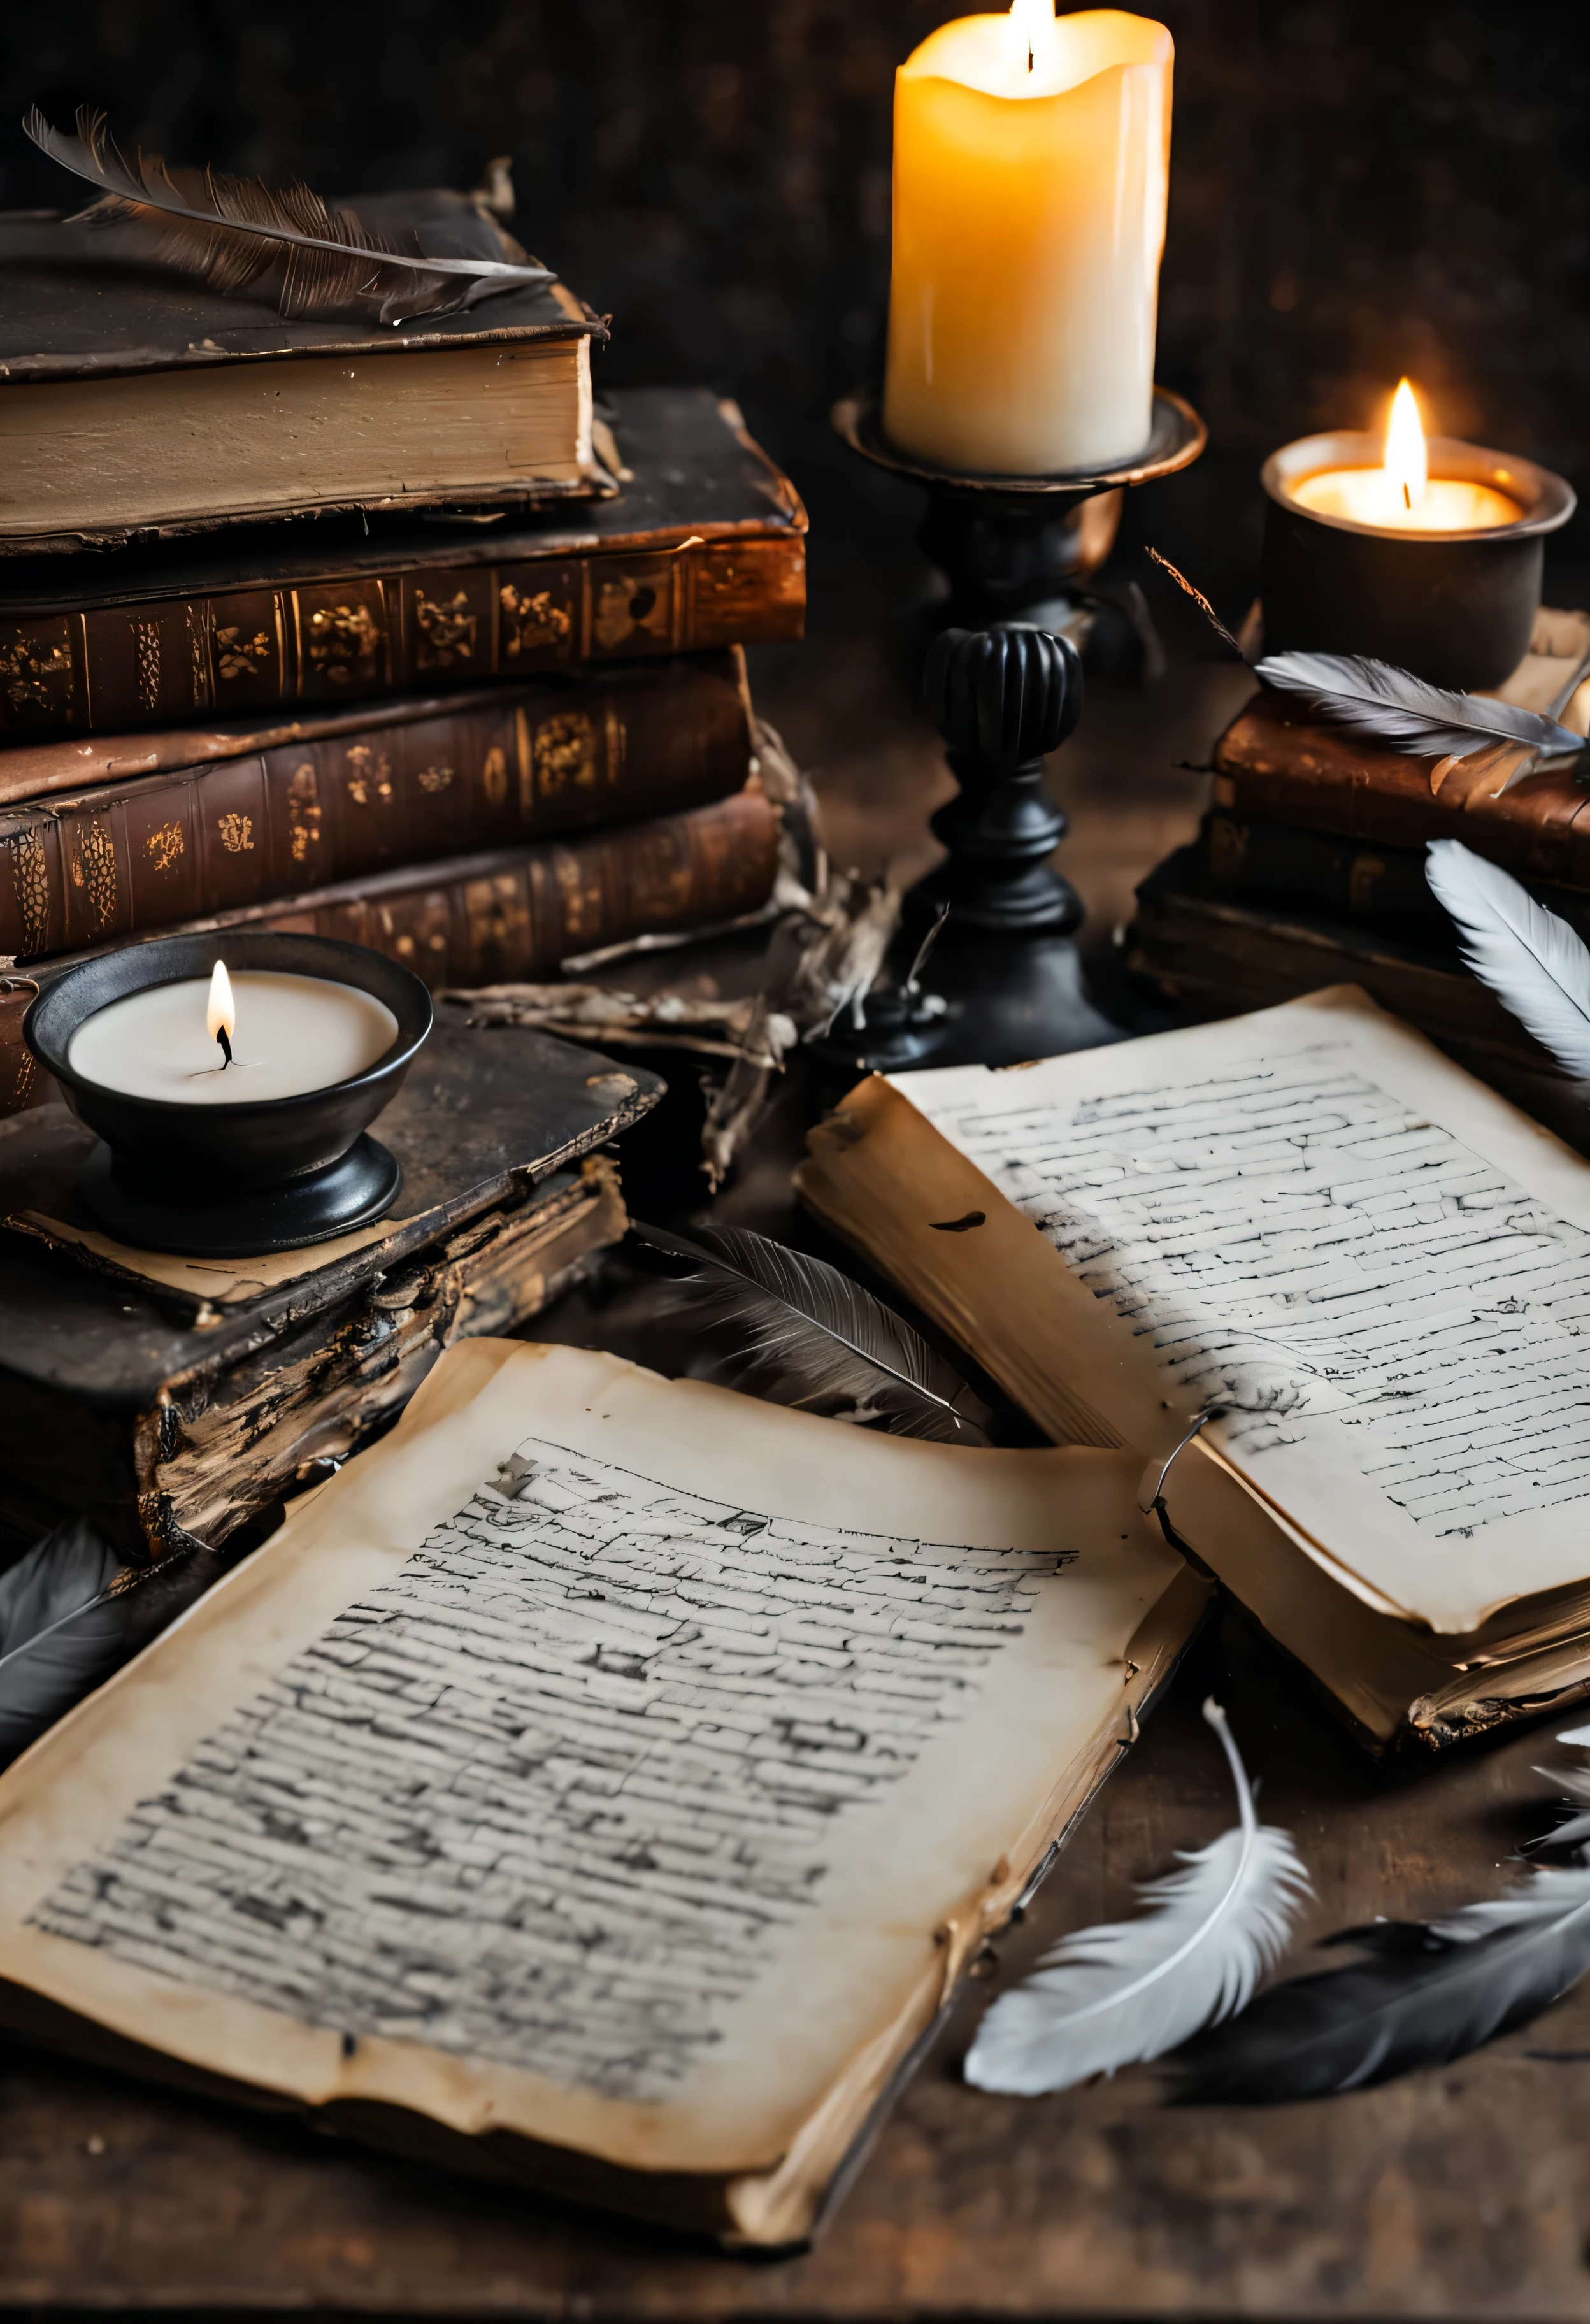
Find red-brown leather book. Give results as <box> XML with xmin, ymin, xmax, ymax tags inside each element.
<box><xmin>1214</xmin><ymin>694</ymin><xmax>1590</xmax><ymax>891</ymax></box>
<box><xmin>0</xmin><ymin>390</ymin><xmax>806</xmax><ymax>737</ymax></box>
<box><xmin>0</xmin><ymin>654</ymin><xmax>752</xmax><ymax>958</ymax></box>
<box><xmin>1</xmin><ymin>785</ymin><xmax>780</xmax><ymax>1117</ymax></box>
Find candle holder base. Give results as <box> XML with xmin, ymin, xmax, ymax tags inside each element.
<box><xmin>812</xmin><ymin>930</ymin><xmax>1121</xmax><ymax>1079</ymax></box>
<box><xmin>830</xmin><ymin>387</ymin><xmax>1205</xmax><ymax>1070</ymax></box>
<box><xmin>78</xmin><ymin>1131</ymin><xmax>402</xmax><ymax>1259</ymax></box>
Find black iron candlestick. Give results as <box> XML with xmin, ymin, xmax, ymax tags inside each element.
<box><xmin>825</xmin><ymin>385</ymin><xmax>1205</xmax><ymax>1073</ymax></box>
<box><xmin>823</xmin><ymin>621</ymin><xmax>1116</xmax><ymax>1073</ymax></box>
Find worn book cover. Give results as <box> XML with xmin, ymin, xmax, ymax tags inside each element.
<box><xmin>0</xmin><ymin>196</ymin><xmax>606</xmax><ymax>548</ymax></box>
<box><xmin>0</xmin><ymin>652</ymin><xmax>754</xmax><ymax>956</ymax></box>
<box><xmin>0</xmin><ymin>389</ymin><xmax>806</xmax><ymax>736</ymax></box>
<box><xmin>0</xmin><ymin>785</ymin><xmax>780</xmax><ymax>1119</ymax></box>
<box><xmin>0</xmin><ymin>1338</ymin><xmax>1207</xmax><ymax>2242</ymax></box>
<box><xmin>799</xmin><ymin>987</ymin><xmax>1590</xmax><ymax>1751</ymax></box>
<box><xmin>1196</xmin><ymin>807</ymin><xmax>1590</xmax><ymax>943</ymax></box>
<box><xmin>0</xmin><ymin>1013</ymin><xmax>661</xmax><ymax>1556</ymax></box>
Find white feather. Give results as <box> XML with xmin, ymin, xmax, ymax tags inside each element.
<box><xmin>964</xmin><ymin>1699</ymin><xmax>1310</xmax><ymax>2096</ymax></box>
<box><xmin>1560</xmin><ymin>1723</ymin><xmax>1590</xmax><ymax>1747</ymax></box>
<box><xmin>1425</xmin><ymin>839</ymin><xmax>1590</xmax><ymax>1078</ymax></box>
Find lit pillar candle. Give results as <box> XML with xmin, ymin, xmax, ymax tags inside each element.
<box><xmin>67</xmin><ymin>965</ymin><xmax>398</xmax><ymax>1103</ymax></box>
<box><xmin>883</xmin><ymin>1</ymin><xmax>1173</xmax><ymax>476</ymax></box>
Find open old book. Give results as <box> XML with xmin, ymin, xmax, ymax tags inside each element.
<box><xmin>799</xmin><ymin>986</ymin><xmax>1590</xmax><ymax>1754</ymax></box>
<box><xmin>0</xmin><ymin>1338</ymin><xmax>1205</xmax><ymax>2244</ymax></box>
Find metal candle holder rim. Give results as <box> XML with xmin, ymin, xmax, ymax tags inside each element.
<box><xmin>1262</xmin><ymin>429</ymin><xmax>1577</xmax><ymax>544</ymax></box>
<box><xmin>832</xmin><ymin>384</ymin><xmax>1207</xmax><ymax>497</ymax></box>
<box><xmin>25</xmin><ymin>929</ymin><xmax>434</xmax><ymax>1111</ymax></box>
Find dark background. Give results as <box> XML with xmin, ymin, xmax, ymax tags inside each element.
<box><xmin>5</xmin><ymin>3</ymin><xmax>1586</xmax><ymax>487</ymax></box>
<box><xmin>3</xmin><ymin>2</ymin><xmax>1586</xmax><ymax>698</ymax></box>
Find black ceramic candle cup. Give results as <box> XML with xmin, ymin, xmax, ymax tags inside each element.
<box><xmin>1260</xmin><ymin>432</ymin><xmax>1576</xmax><ymax>691</ymax></box>
<box><xmin>24</xmin><ymin>931</ymin><xmax>433</xmax><ymax>1258</ymax></box>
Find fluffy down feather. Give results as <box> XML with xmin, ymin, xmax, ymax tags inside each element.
<box><xmin>964</xmin><ymin>1700</ymin><xmax>1309</xmax><ymax>2095</ymax></box>
<box><xmin>1426</xmin><ymin>839</ymin><xmax>1590</xmax><ymax>1077</ymax></box>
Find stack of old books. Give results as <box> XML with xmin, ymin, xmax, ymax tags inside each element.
<box><xmin>0</xmin><ymin>171</ymin><xmax>804</xmax><ymax>1559</ymax></box>
<box><xmin>0</xmin><ymin>189</ymin><xmax>805</xmax><ymax>1121</ymax></box>
<box><xmin>1128</xmin><ymin>610</ymin><xmax>1590</xmax><ymax>1141</ymax></box>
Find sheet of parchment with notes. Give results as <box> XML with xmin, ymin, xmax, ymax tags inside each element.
<box><xmin>0</xmin><ymin>1338</ymin><xmax>1185</xmax><ymax>2190</ymax></box>
<box><xmin>895</xmin><ymin>987</ymin><xmax>1590</xmax><ymax>1632</ymax></box>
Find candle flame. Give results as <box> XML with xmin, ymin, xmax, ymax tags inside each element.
<box><xmin>1385</xmin><ymin>378</ymin><xmax>1428</xmax><ymax>513</ymax></box>
<box><xmin>206</xmin><ymin>959</ymin><xmax>236</xmax><ymax>1044</ymax></box>
<box><xmin>1002</xmin><ymin>0</ymin><xmax>1055</xmax><ymax>87</ymax></box>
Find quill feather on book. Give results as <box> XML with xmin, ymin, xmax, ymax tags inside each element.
<box><xmin>24</xmin><ymin>106</ymin><xmax>550</xmax><ymax>323</ymax></box>
<box><xmin>1256</xmin><ymin>651</ymin><xmax>1584</xmax><ymax>765</ymax></box>
<box><xmin>1145</xmin><ymin>549</ymin><xmax>1584</xmax><ymax>770</ymax></box>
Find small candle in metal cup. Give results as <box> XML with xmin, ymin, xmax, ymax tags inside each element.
<box><xmin>24</xmin><ymin>931</ymin><xmax>433</xmax><ymax>1258</ymax></box>
<box><xmin>1260</xmin><ymin>381</ymin><xmax>1575</xmax><ymax>691</ymax></box>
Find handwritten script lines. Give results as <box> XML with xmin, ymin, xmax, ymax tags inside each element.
<box><xmin>33</xmin><ymin>1438</ymin><xmax>1068</xmax><ymax>2104</ymax></box>
<box><xmin>925</xmin><ymin>1052</ymin><xmax>1590</xmax><ymax>1536</ymax></box>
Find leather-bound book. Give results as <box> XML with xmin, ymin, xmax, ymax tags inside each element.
<box><xmin>0</xmin><ymin>652</ymin><xmax>753</xmax><ymax>957</ymax></box>
<box><xmin>1196</xmin><ymin>805</ymin><xmax>1590</xmax><ymax>943</ymax></box>
<box><xmin>0</xmin><ymin>196</ymin><xmax>606</xmax><ymax>550</ymax></box>
<box><xmin>0</xmin><ymin>389</ymin><xmax>807</xmax><ymax>736</ymax></box>
<box><xmin>1212</xmin><ymin>608</ymin><xmax>1590</xmax><ymax>888</ymax></box>
<box><xmin>0</xmin><ymin>1014</ymin><xmax>662</xmax><ymax>1557</ymax></box>
<box><xmin>0</xmin><ymin>785</ymin><xmax>782</xmax><ymax>1117</ymax></box>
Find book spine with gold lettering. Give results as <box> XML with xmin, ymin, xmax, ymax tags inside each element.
<box><xmin>0</xmin><ymin>785</ymin><xmax>781</xmax><ymax>1117</ymax></box>
<box><xmin>0</xmin><ymin>537</ymin><xmax>803</xmax><ymax>737</ymax></box>
<box><xmin>0</xmin><ymin>654</ymin><xmax>752</xmax><ymax>958</ymax></box>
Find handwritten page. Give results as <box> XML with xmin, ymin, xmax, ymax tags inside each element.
<box><xmin>34</xmin><ymin>1440</ymin><xmax>1070</xmax><ymax>2107</ymax></box>
<box><xmin>896</xmin><ymin>987</ymin><xmax>1590</xmax><ymax>1630</ymax></box>
<box><xmin>0</xmin><ymin>1340</ymin><xmax>1184</xmax><ymax>2181</ymax></box>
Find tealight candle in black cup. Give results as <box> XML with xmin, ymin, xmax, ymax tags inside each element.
<box><xmin>1260</xmin><ymin>379</ymin><xmax>1576</xmax><ymax>691</ymax></box>
<box><xmin>25</xmin><ymin>931</ymin><xmax>433</xmax><ymax>1258</ymax></box>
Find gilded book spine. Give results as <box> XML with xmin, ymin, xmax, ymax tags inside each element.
<box><xmin>0</xmin><ymin>538</ymin><xmax>805</xmax><ymax>736</ymax></box>
<box><xmin>0</xmin><ymin>788</ymin><xmax>780</xmax><ymax>1118</ymax></box>
<box><xmin>0</xmin><ymin>657</ymin><xmax>752</xmax><ymax>958</ymax></box>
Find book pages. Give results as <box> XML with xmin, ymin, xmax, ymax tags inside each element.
<box><xmin>887</xmin><ymin>986</ymin><xmax>1590</xmax><ymax>1632</ymax></box>
<box><xmin>0</xmin><ymin>1338</ymin><xmax>1187</xmax><ymax>2225</ymax></box>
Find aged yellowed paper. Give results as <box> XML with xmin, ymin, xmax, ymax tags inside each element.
<box><xmin>0</xmin><ymin>1338</ymin><xmax>1192</xmax><ymax>2235</ymax></box>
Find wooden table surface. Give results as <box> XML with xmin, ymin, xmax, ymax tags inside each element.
<box><xmin>7</xmin><ymin>542</ymin><xmax>1586</xmax><ymax>2318</ymax></box>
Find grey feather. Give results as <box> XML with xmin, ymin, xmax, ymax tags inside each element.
<box><xmin>0</xmin><ymin>1518</ymin><xmax>224</xmax><ymax>1764</ymax></box>
<box><xmin>25</xmin><ymin>106</ymin><xmax>550</xmax><ymax>324</ymax></box>
<box><xmin>1426</xmin><ymin>838</ymin><xmax>1590</xmax><ymax>1076</ymax></box>
<box><xmin>965</xmin><ymin>1700</ymin><xmax>1310</xmax><ymax>2095</ymax></box>
<box><xmin>1528</xmin><ymin>1765</ymin><xmax>1590</xmax><ymax>1853</ymax></box>
<box><xmin>630</xmin><ymin>1219</ymin><xmax>991</xmax><ymax>1444</ymax></box>
<box><xmin>1256</xmin><ymin>651</ymin><xmax>1582</xmax><ymax>762</ymax></box>
<box><xmin>1173</xmin><ymin>1856</ymin><xmax>1590</xmax><ymax>2103</ymax></box>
